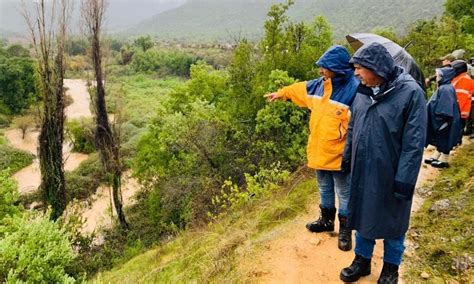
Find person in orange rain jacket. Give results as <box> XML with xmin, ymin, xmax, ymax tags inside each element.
<box><xmin>451</xmin><ymin>60</ymin><xmax>474</xmax><ymax>141</ymax></box>
<box><xmin>264</xmin><ymin>45</ymin><xmax>359</xmax><ymax>251</ymax></box>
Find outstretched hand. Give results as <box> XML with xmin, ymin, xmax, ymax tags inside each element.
<box><xmin>264</xmin><ymin>92</ymin><xmax>281</xmax><ymax>102</ymax></box>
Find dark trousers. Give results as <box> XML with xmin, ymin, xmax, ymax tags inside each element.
<box><xmin>354</xmin><ymin>231</ymin><xmax>406</xmax><ymax>265</ymax></box>
<box><xmin>465</xmin><ymin>102</ymin><xmax>474</xmax><ymax>135</ymax></box>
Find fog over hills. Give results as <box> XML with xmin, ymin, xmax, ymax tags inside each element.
<box><xmin>0</xmin><ymin>0</ymin><xmax>186</xmax><ymax>39</ymax></box>
<box><xmin>1</xmin><ymin>0</ymin><xmax>445</xmax><ymax>43</ymax></box>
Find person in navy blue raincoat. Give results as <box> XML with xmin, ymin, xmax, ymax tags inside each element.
<box><xmin>424</xmin><ymin>67</ymin><xmax>462</xmax><ymax>168</ymax></box>
<box><xmin>339</xmin><ymin>42</ymin><xmax>427</xmax><ymax>284</ymax></box>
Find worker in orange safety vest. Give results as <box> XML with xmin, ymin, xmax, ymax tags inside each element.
<box><xmin>451</xmin><ymin>60</ymin><xmax>474</xmax><ymax>141</ymax></box>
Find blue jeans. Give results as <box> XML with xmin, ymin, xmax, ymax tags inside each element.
<box><xmin>316</xmin><ymin>170</ymin><xmax>351</xmax><ymax>217</ymax></box>
<box><xmin>354</xmin><ymin>231</ymin><xmax>406</xmax><ymax>265</ymax></box>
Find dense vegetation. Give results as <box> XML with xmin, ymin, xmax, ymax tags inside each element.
<box><xmin>0</xmin><ymin>171</ymin><xmax>76</xmax><ymax>282</ymax></box>
<box><xmin>0</xmin><ymin>43</ymin><xmax>38</xmax><ymax>116</ymax></box>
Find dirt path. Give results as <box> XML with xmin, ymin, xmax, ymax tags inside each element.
<box><xmin>244</xmin><ymin>144</ymin><xmax>467</xmax><ymax>283</ymax></box>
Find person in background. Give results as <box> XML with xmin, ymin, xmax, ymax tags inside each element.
<box><xmin>424</xmin><ymin>67</ymin><xmax>462</xmax><ymax>168</ymax></box>
<box><xmin>451</xmin><ymin>60</ymin><xmax>474</xmax><ymax>139</ymax></box>
<box><xmin>440</xmin><ymin>53</ymin><xmax>455</xmax><ymax>67</ymax></box>
<box><xmin>265</xmin><ymin>45</ymin><xmax>359</xmax><ymax>251</ymax></box>
<box><xmin>339</xmin><ymin>42</ymin><xmax>427</xmax><ymax>284</ymax></box>
<box><xmin>425</xmin><ymin>54</ymin><xmax>455</xmax><ymax>87</ymax></box>
<box><xmin>468</xmin><ymin>57</ymin><xmax>474</xmax><ymax>79</ymax></box>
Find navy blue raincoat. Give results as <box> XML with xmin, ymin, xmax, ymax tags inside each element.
<box><xmin>344</xmin><ymin>43</ymin><xmax>427</xmax><ymax>239</ymax></box>
<box><xmin>426</xmin><ymin>67</ymin><xmax>462</xmax><ymax>154</ymax></box>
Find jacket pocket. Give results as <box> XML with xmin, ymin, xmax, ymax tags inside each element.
<box><xmin>321</xmin><ymin>116</ymin><xmax>348</xmax><ymax>141</ymax></box>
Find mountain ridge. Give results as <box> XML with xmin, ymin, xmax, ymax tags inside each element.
<box><xmin>126</xmin><ymin>0</ymin><xmax>446</xmax><ymax>42</ymax></box>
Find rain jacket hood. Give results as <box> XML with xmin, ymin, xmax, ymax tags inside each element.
<box><xmin>436</xmin><ymin>67</ymin><xmax>456</xmax><ymax>86</ymax></box>
<box><xmin>316</xmin><ymin>45</ymin><xmax>354</xmax><ymax>79</ymax></box>
<box><xmin>350</xmin><ymin>42</ymin><xmax>395</xmax><ymax>81</ymax></box>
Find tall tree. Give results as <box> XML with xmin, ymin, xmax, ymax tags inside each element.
<box><xmin>82</xmin><ymin>0</ymin><xmax>128</xmax><ymax>230</ymax></box>
<box><xmin>260</xmin><ymin>0</ymin><xmax>294</xmax><ymax>73</ymax></box>
<box><xmin>22</xmin><ymin>0</ymin><xmax>70</xmax><ymax>220</ymax></box>
<box><xmin>444</xmin><ymin>0</ymin><xmax>474</xmax><ymax>34</ymax></box>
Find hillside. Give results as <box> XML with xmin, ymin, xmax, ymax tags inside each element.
<box><xmin>93</xmin><ymin>142</ymin><xmax>474</xmax><ymax>283</ymax></box>
<box><xmin>0</xmin><ymin>0</ymin><xmax>186</xmax><ymax>39</ymax></box>
<box><xmin>127</xmin><ymin>0</ymin><xmax>446</xmax><ymax>42</ymax></box>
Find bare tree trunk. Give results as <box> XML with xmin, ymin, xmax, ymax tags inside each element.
<box><xmin>82</xmin><ymin>0</ymin><xmax>128</xmax><ymax>230</ymax></box>
<box><xmin>22</xmin><ymin>0</ymin><xmax>70</xmax><ymax>220</ymax></box>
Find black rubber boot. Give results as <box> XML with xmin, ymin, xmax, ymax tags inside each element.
<box><xmin>338</xmin><ymin>214</ymin><xmax>352</xmax><ymax>251</ymax></box>
<box><xmin>423</xmin><ymin>158</ymin><xmax>437</xmax><ymax>164</ymax></box>
<box><xmin>340</xmin><ymin>254</ymin><xmax>371</xmax><ymax>282</ymax></box>
<box><xmin>431</xmin><ymin>161</ymin><xmax>449</xmax><ymax>168</ymax></box>
<box><xmin>377</xmin><ymin>262</ymin><xmax>399</xmax><ymax>284</ymax></box>
<box><xmin>305</xmin><ymin>206</ymin><xmax>336</xmax><ymax>233</ymax></box>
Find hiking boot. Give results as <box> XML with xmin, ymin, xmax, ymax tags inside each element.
<box><xmin>306</xmin><ymin>206</ymin><xmax>336</xmax><ymax>233</ymax></box>
<box><xmin>338</xmin><ymin>214</ymin><xmax>352</xmax><ymax>251</ymax></box>
<box><xmin>423</xmin><ymin>158</ymin><xmax>437</xmax><ymax>164</ymax></box>
<box><xmin>425</xmin><ymin>150</ymin><xmax>441</xmax><ymax>165</ymax></box>
<box><xmin>340</xmin><ymin>254</ymin><xmax>371</xmax><ymax>282</ymax></box>
<box><xmin>431</xmin><ymin>161</ymin><xmax>449</xmax><ymax>168</ymax></box>
<box><xmin>377</xmin><ymin>262</ymin><xmax>399</xmax><ymax>284</ymax></box>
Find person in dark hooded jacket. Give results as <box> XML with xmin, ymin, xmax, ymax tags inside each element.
<box><xmin>265</xmin><ymin>45</ymin><xmax>359</xmax><ymax>251</ymax></box>
<box><xmin>339</xmin><ymin>42</ymin><xmax>427</xmax><ymax>284</ymax></box>
<box><xmin>424</xmin><ymin>67</ymin><xmax>462</xmax><ymax>168</ymax></box>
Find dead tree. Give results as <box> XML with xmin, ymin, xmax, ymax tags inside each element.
<box><xmin>82</xmin><ymin>0</ymin><xmax>128</xmax><ymax>230</ymax></box>
<box><xmin>22</xmin><ymin>0</ymin><xmax>70</xmax><ymax>220</ymax></box>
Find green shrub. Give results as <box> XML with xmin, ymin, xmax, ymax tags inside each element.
<box><xmin>0</xmin><ymin>114</ymin><xmax>9</xmax><ymax>128</ymax></box>
<box><xmin>250</xmin><ymin>70</ymin><xmax>308</xmax><ymax>170</ymax></box>
<box><xmin>0</xmin><ymin>169</ymin><xmax>21</xmax><ymax>225</ymax></box>
<box><xmin>0</xmin><ymin>130</ymin><xmax>7</xmax><ymax>145</ymax></box>
<box><xmin>134</xmin><ymin>101</ymin><xmax>239</xmax><ymax>230</ymax></box>
<box><xmin>252</xmin><ymin>101</ymin><xmax>308</xmax><ymax>170</ymax></box>
<box><xmin>0</xmin><ymin>213</ymin><xmax>76</xmax><ymax>283</ymax></box>
<box><xmin>0</xmin><ymin>56</ymin><xmax>38</xmax><ymax>114</ymax></box>
<box><xmin>66</xmin><ymin>118</ymin><xmax>95</xmax><ymax>154</ymax></box>
<box><xmin>0</xmin><ymin>102</ymin><xmax>11</xmax><ymax>128</ymax></box>
<box><xmin>131</xmin><ymin>49</ymin><xmax>198</xmax><ymax>77</ymax></box>
<box><xmin>210</xmin><ymin>163</ymin><xmax>290</xmax><ymax>219</ymax></box>
<box><xmin>120</xmin><ymin>122</ymin><xmax>147</xmax><ymax>166</ymax></box>
<box><xmin>0</xmin><ymin>145</ymin><xmax>34</xmax><ymax>173</ymax></box>
<box><xmin>65</xmin><ymin>154</ymin><xmax>105</xmax><ymax>201</ymax></box>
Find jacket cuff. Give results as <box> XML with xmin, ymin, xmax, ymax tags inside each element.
<box><xmin>394</xmin><ymin>181</ymin><xmax>415</xmax><ymax>201</ymax></box>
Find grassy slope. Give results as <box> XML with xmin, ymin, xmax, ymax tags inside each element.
<box><xmin>93</xmin><ymin>169</ymin><xmax>316</xmax><ymax>283</ymax></box>
<box><xmin>95</xmin><ymin>142</ymin><xmax>474</xmax><ymax>283</ymax></box>
<box><xmin>405</xmin><ymin>142</ymin><xmax>474</xmax><ymax>283</ymax></box>
<box><xmin>126</xmin><ymin>0</ymin><xmax>444</xmax><ymax>41</ymax></box>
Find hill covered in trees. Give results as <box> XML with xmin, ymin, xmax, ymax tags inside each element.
<box><xmin>126</xmin><ymin>0</ymin><xmax>445</xmax><ymax>41</ymax></box>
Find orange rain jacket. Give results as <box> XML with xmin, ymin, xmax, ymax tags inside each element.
<box><xmin>277</xmin><ymin>79</ymin><xmax>357</xmax><ymax>170</ymax></box>
<box><xmin>452</xmin><ymin>72</ymin><xmax>474</xmax><ymax>119</ymax></box>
